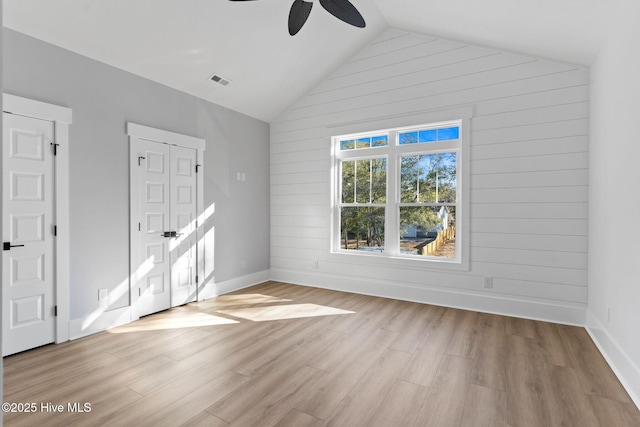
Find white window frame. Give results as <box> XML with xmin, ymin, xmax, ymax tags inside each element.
<box><xmin>330</xmin><ymin>110</ymin><xmax>470</xmax><ymax>271</ymax></box>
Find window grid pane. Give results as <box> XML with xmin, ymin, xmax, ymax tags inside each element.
<box><xmin>398</xmin><ymin>126</ymin><xmax>460</xmax><ymax>145</ymax></box>
<box><xmin>340</xmin><ymin>207</ymin><xmax>385</xmax><ymax>252</ymax></box>
<box><xmin>341</xmin><ymin>158</ymin><xmax>386</xmax><ymax>204</ymax></box>
<box><xmin>339</xmin><ymin>134</ymin><xmax>388</xmax><ymax>151</ymax></box>
<box><xmin>400</xmin><ymin>153</ymin><xmax>457</xmax><ymax>204</ymax></box>
<box><xmin>399</xmin><ymin>206</ymin><xmax>456</xmax><ymax>257</ymax></box>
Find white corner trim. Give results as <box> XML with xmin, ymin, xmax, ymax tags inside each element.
<box><xmin>586</xmin><ymin>310</ymin><xmax>640</xmax><ymax>410</ymax></box>
<box><xmin>127</xmin><ymin>122</ymin><xmax>205</xmax><ymax>151</ymax></box>
<box><xmin>199</xmin><ymin>270</ymin><xmax>272</xmax><ymax>301</ymax></box>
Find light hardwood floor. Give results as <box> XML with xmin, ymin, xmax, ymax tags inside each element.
<box><xmin>4</xmin><ymin>281</ymin><xmax>640</xmax><ymax>426</ymax></box>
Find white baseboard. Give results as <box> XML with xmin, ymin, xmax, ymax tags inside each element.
<box><xmin>69</xmin><ymin>306</ymin><xmax>132</xmax><ymax>340</ymax></box>
<box><xmin>198</xmin><ymin>269</ymin><xmax>271</xmax><ymax>301</ymax></box>
<box><xmin>586</xmin><ymin>310</ymin><xmax>640</xmax><ymax>409</ymax></box>
<box><xmin>270</xmin><ymin>268</ymin><xmax>586</xmax><ymax>326</ymax></box>
<box><xmin>68</xmin><ymin>269</ymin><xmax>271</xmax><ymax>340</ymax></box>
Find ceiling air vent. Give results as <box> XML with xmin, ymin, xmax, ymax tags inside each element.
<box><xmin>209</xmin><ymin>73</ymin><xmax>231</xmax><ymax>86</ymax></box>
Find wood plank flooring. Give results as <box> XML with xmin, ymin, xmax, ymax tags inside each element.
<box><xmin>4</xmin><ymin>281</ymin><xmax>640</xmax><ymax>426</ymax></box>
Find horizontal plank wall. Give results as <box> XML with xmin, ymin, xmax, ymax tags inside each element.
<box><xmin>270</xmin><ymin>29</ymin><xmax>589</xmax><ymax>325</ymax></box>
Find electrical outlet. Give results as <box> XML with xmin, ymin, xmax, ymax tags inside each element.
<box><xmin>313</xmin><ymin>260</ymin><xmax>319</xmax><ymax>269</ymax></box>
<box><xmin>98</xmin><ymin>288</ymin><xmax>108</xmax><ymax>301</ymax></box>
<box><xmin>483</xmin><ymin>277</ymin><xmax>493</xmax><ymax>289</ymax></box>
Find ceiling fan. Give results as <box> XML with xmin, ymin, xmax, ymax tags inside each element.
<box><xmin>228</xmin><ymin>0</ymin><xmax>366</xmax><ymax>36</ymax></box>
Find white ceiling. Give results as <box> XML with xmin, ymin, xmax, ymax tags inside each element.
<box><xmin>3</xmin><ymin>0</ymin><xmax>617</xmax><ymax>122</ymax></box>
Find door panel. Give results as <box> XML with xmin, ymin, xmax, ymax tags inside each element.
<box><xmin>170</xmin><ymin>145</ymin><xmax>197</xmax><ymax>306</ymax></box>
<box><xmin>2</xmin><ymin>113</ymin><xmax>56</xmax><ymax>356</ymax></box>
<box><xmin>136</xmin><ymin>141</ymin><xmax>171</xmax><ymax>317</ymax></box>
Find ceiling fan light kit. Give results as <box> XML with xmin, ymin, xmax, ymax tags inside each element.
<box><xmin>229</xmin><ymin>0</ymin><xmax>366</xmax><ymax>36</ymax></box>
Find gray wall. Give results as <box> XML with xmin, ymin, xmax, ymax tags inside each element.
<box><xmin>588</xmin><ymin>0</ymin><xmax>640</xmax><ymax>405</ymax></box>
<box><xmin>3</xmin><ymin>28</ymin><xmax>270</xmax><ymax>320</ymax></box>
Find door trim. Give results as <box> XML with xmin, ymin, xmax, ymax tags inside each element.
<box><xmin>127</xmin><ymin>122</ymin><xmax>205</xmax><ymax>320</ymax></box>
<box><xmin>3</xmin><ymin>93</ymin><xmax>72</xmax><ymax>345</ymax></box>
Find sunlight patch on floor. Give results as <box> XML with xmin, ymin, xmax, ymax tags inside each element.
<box><xmin>108</xmin><ymin>312</ymin><xmax>238</xmax><ymax>333</ymax></box>
<box><xmin>216</xmin><ymin>303</ymin><xmax>355</xmax><ymax>322</ymax></box>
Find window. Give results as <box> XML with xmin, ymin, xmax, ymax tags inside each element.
<box><xmin>333</xmin><ymin>120</ymin><xmax>464</xmax><ymax>263</ymax></box>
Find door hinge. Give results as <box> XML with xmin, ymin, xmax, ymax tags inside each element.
<box><xmin>54</xmin><ymin>225</ymin><xmax>57</xmax><ymax>236</ymax></box>
<box><xmin>54</xmin><ymin>306</ymin><xmax>58</xmax><ymax>317</ymax></box>
<box><xmin>138</xmin><ymin>156</ymin><xmax>146</xmax><ymax>166</ymax></box>
<box><xmin>138</xmin><ymin>222</ymin><xmax>141</xmax><ymax>232</ymax></box>
<box><xmin>195</xmin><ymin>275</ymin><xmax>199</xmax><ymax>284</ymax></box>
<box><xmin>195</xmin><ymin>164</ymin><xmax>201</xmax><ymax>173</ymax></box>
<box><xmin>51</xmin><ymin>142</ymin><xmax>60</xmax><ymax>156</ymax></box>
<box><xmin>139</xmin><ymin>288</ymin><xmax>141</xmax><ymax>297</ymax></box>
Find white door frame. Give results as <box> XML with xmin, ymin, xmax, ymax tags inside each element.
<box><xmin>3</xmin><ymin>93</ymin><xmax>72</xmax><ymax>344</ymax></box>
<box><xmin>127</xmin><ymin>122</ymin><xmax>205</xmax><ymax>320</ymax></box>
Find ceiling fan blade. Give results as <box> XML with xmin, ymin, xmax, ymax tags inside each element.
<box><xmin>319</xmin><ymin>0</ymin><xmax>365</xmax><ymax>28</ymax></box>
<box><xmin>289</xmin><ymin>0</ymin><xmax>313</xmax><ymax>36</ymax></box>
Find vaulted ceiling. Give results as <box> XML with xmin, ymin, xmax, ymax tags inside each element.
<box><xmin>3</xmin><ymin>0</ymin><xmax>616</xmax><ymax>122</ymax></box>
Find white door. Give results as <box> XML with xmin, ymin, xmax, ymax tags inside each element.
<box><xmin>2</xmin><ymin>113</ymin><xmax>56</xmax><ymax>356</ymax></box>
<box><xmin>135</xmin><ymin>140</ymin><xmax>197</xmax><ymax>317</ymax></box>
<box><xmin>136</xmin><ymin>140</ymin><xmax>172</xmax><ymax>317</ymax></box>
<box><xmin>170</xmin><ymin>145</ymin><xmax>197</xmax><ymax>307</ymax></box>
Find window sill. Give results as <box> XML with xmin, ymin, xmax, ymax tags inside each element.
<box><xmin>328</xmin><ymin>249</ymin><xmax>470</xmax><ymax>272</ymax></box>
